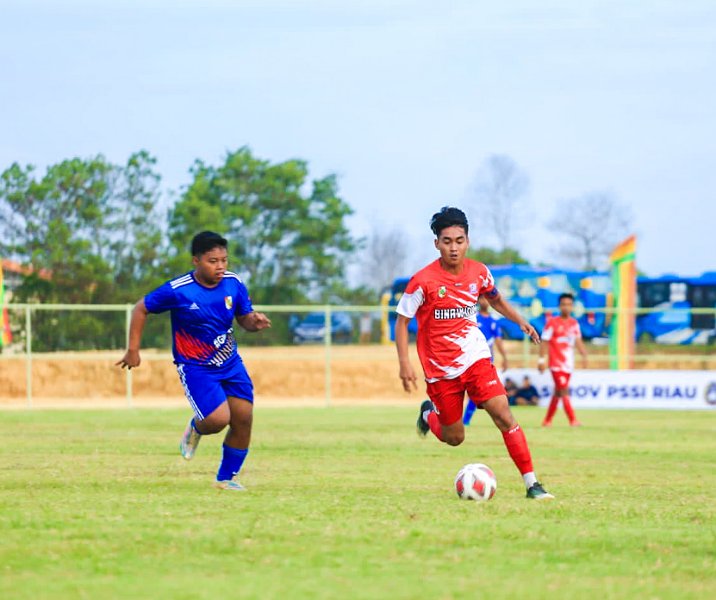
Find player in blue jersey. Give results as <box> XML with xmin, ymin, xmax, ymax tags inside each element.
<box><xmin>462</xmin><ymin>295</ymin><xmax>508</xmax><ymax>425</ymax></box>
<box><xmin>116</xmin><ymin>231</ymin><xmax>271</xmax><ymax>491</ymax></box>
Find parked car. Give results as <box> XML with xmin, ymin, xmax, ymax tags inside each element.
<box><xmin>292</xmin><ymin>312</ymin><xmax>353</xmax><ymax>344</ymax></box>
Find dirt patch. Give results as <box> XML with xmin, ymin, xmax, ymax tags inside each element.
<box><xmin>0</xmin><ymin>344</ymin><xmax>420</xmax><ymax>408</ymax></box>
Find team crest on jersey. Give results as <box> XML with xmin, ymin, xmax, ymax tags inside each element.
<box><xmin>224</xmin><ymin>296</ymin><xmax>233</xmax><ymax>310</ymax></box>
<box><xmin>438</xmin><ymin>286</ymin><xmax>447</xmax><ymax>298</ymax></box>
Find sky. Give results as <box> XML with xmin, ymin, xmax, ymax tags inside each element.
<box><xmin>1</xmin><ymin>0</ymin><xmax>714</xmax><ymax>279</ymax></box>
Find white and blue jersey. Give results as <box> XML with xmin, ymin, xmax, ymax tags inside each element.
<box><xmin>144</xmin><ymin>271</ymin><xmax>253</xmax><ymax>368</ymax></box>
<box><xmin>144</xmin><ymin>271</ymin><xmax>256</xmax><ymax>418</ymax></box>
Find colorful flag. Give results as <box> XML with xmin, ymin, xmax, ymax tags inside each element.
<box><xmin>0</xmin><ymin>262</ymin><xmax>11</xmax><ymax>348</ymax></box>
<box><xmin>609</xmin><ymin>236</ymin><xmax>636</xmax><ymax>370</ymax></box>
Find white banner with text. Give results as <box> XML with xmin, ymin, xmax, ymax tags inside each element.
<box><xmin>501</xmin><ymin>369</ymin><xmax>716</xmax><ymax>410</ymax></box>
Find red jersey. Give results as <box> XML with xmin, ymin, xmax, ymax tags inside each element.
<box><xmin>541</xmin><ymin>316</ymin><xmax>581</xmax><ymax>373</ymax></box>
<box><xmin>396</xmin><ymin>259</ymin><xmax>498</xmax><ymax>382</ymax></box>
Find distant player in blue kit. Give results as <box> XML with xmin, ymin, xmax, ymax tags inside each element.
<box><xmin>462</xmin><ymin>295</ymin><xmax>508</xmax><ymax>425</ymax></box>
<box><xmin>116</xmin><ymin>231</ymin><xmax>271</xmax><ymax>491</ymax></box>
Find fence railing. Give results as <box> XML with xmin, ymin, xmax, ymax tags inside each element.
<box><xmin>0</xmin><ymin>303</ymin><xmax>714</xmax><ymax>408</ymax></box>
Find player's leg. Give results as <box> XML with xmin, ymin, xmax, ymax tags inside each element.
<box><xmin>542</xmin><ymin>371</ymin><xmax>563</xmax><ymax>426</ymax></box>
<box><xmin>418</xmin><ymin>379</ymin><xmax>466</xmax><ymax>446</ymax></box>
<box><xmin>213</xmin><ymin>396</ymin><xmax>252</xmax><ymax>490</ymax></box>
<box><xmin>466</xmin><ymin>359</ymin><xmax>553</xmax><ymax>499</ymax></box>
<box><xmin>463</xmin><ymin>398</ymin><xmax>478</xmax><ymax>425</ymax></box>
<box><xmin>214</xmin><ymin>361</ymin><xmax>255</xmax><ymax>490</ymax></box>
<box><xmin>556</xmin><ymin>374</ymin><xmax>580</xmax><ymax>425</ymax></box>
<box><xmin>177</xmin><ymin>364</ymin><xmax>230</xmax><ymax>460</ymax></box>
<box><xmin>480</xmin><ymin>395</ymin><xmax>553</xmax><ymax>499</ymax></box>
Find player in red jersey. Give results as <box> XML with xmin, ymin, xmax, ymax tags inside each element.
<box><xmin>538</xmin><ymin>293</ymin><xmax>588</xmax><ymax>427</ymax></box>
<box><xmin>395</xmin><ymin>206</ymin><xmax>553</xmax><ymax>500</ymax></box>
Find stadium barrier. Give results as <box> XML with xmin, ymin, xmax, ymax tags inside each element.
<box><xmin>0</xmin><ymin>303</ymin><xmax>714</xmax><ymax>408</ymax></box>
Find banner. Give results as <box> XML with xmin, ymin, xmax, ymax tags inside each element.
<box><xmin>609</xmin><ymin>235</ymin><xmax>637</xmax><ymax>369</ymax></box>
<box><xmin>503</xmin><ymin>369</ymin><xmax>716</xmax><ymax>410</ymax></box>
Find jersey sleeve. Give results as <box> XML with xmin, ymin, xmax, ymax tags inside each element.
<box><xmin>574</xmin><ymin>320</ymin><xmax>583</xmax><ymax>339</ymax></box>
<box><xmin>541</xmin><ymin>320</ymin><xmax>553</xmax><ymax>341</ymax></box>
<box><xmin>144</xmin><ymin>281</ymin><xmax>178</xmax><ymax>314</ymax></box>
<box><xmin>480</xmin><ymin>266</ymin><xmax>499</xmax><ymax>299</ymax></box>
<box><xmin>234</xmin><ymin>280</ymin><xmax>254</xmax><ymax>317</ymax></box>
<box><xmin>396</xmin><ymin>276</ymin><xmax>425</xmax><ymax>319</ymax></box>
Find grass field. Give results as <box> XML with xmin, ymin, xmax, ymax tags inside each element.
<box><xmin>1</xmin><ymin>407</ymin><xmax>715</xmax><ymax>599</ymax></box>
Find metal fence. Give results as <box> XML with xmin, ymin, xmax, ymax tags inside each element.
<box><xmin>0</xmin><ymin>303</ymin><xmax>714</xmax><ymax>408</ymax></box>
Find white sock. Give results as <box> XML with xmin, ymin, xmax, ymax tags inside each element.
<box><xmin>522</xmin><ymin>472</ymin><xmax>537</xmax><ymax>488</ymax></box>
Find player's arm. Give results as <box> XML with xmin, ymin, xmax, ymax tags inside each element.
<box><xmin>236</xmin><ymin>311</ymin><xmax>272</xmax><ymax>332</ymax></box>
<box><xmin>395</xmin><ymin>315</ymin><xmax>418</xmax><ymax>392</ymax></box>
<box><xmin>116</xmin><ymin>299</ymin><xmax>149</xmax><ymax>370</ymax></box>
<box><xmin>537</xmin><ymin>338</ymin><xmax>548</xmax><ymax>372</ymax></box>
<box><xmin>576</xmin><ymin>336</ymin><xmax>588</xmax><ymax>369</ymax></box>
<box><xmin>494</xmin><ymin>335</ymin><xmax>508</xmax><ymax>371</ymax></box>
<box><xmin>486</xmin><ymin>292</ymin><xmax>540</xmax><ymax>345</ymax></box>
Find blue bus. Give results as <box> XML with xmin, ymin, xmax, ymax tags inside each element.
<box><xmin>636</xmin><ymin>272</ymin><xmax>716</xmax><ymax>344</ymax></box>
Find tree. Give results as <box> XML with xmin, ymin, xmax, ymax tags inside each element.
<box><xmin>169</xmin><ymin>147</ymin><xmax>360</xmax><ymax>305</ymax></box>
<box><xmin>548</xmin><ymin>191</ymin><xmax>632</xmax><ymax>270</ymax></box>
<box><xmin>470</xmin><ymin>154</ymin><xmax>530</xmax><ymax>250</ymax></box>
<box><xmin>0</xmin><ymin>152</ymin><xmax>165</xmax><ymax>350</ymax></box>
<box><xmin>467</xmin><ymin>246</ymin><xmax>530</xmax><ymax>266</ymax></box>
<box><xmin>359</xmin><ymin>225</ymin><xmax>408</xmax><ymax>292</ymax></box>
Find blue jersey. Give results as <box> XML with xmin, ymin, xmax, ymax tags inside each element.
<box><xmin>144</xmin><ymin>271</ymin><xmax>253</xmax><ymax>367</ymax></box>
<box><xmin>477</xmin><ymin>312</ymin><xmax>502</xmax><ymax>353</ymax></box>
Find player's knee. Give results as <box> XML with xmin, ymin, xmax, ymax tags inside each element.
<box><xmin>198</xmin><ymin>411</ymin><xmax>230</xmax><ymax>434</ymax></box>
<box><xmin>493</xmin><ymin>411</ymin><xmax>516</xmax><ymax>432</ymax></box>
<box><xmin>444</xmin><ymin>430</ymin><xmax>465</xmax><ymax>446</ymax></box>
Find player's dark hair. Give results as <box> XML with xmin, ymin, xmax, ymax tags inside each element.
<box><xmin>191</xmin><ymin>231</ymin><xmax>228</xmax><ymax>257</ymax></box>
<box><xmin>558</xmin><ymin>293</ymin><xmax>575</xmax><ymax>302</ymax></box>
<box><xmin>430</xmin><ymin>206</ymin><xmax>469</xmax><ymax>237</ymax></box>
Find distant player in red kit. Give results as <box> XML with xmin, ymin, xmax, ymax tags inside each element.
<box><xmin>538</xmin><ymin>293</ymin><xmax>588</xmax><ymax>427</ymax></box>
<box><xmin>395</xmin><ymin>206</ymin><xmax>553</xmax><ymax>500</ymax></box>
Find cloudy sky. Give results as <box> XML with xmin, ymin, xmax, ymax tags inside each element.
<box><xmin>2</xmin><ymin>0</ymin><xmax>714</xmax><ymax>277</ymax></box>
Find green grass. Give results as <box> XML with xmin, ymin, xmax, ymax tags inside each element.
<box><xmin>1</xmin><ymin>407</ymin><xmax>715</xmax><ymax>600</ymax></box>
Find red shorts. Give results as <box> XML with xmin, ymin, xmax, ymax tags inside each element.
<box><xmin>551</xmin><ymin>371</ymin><xmax>571</xmax><ymax>391</ymax></box>
<box><xmin>426</xmin><ymin>358</ymin><xmax>506</xmax><ymax>426</ymax></box>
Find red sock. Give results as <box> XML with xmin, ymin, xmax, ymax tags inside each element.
<box><xmin>427</xmin><ymin>411</ymin><xmax>443</xmax><ymax>441</ymax></box>
<box><xmin>562</xmin><ymin>396</ymin><xmax>577</xmax><ymax>423</ymax></box>
<box><xmin>502</xmin><ymin>424</ymin><xmax>534</xmax><ymax>475</ymax></box>
<box><xmin>544</xmin><ymin>396</ymin><xmax>559</xmax><ymax>423</ymax></box>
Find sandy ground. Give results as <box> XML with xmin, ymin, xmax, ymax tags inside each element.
<box><xmin>0</xmin><ymin>344</ymin><xmax>423</xmax><ymax>409</ymax></box>
<box><xmin>1</xmin><ymin>342</ymin><xmax>712</xmax><ymax>409</ymax></box>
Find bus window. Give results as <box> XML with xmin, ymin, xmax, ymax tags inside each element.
<box><xmin>688</xmin><ymin>285</ymin><xmax>716</xmax><ymax>330</ymax></box>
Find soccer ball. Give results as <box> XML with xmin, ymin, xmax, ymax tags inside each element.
<box><xmin>454</xmin><ymin>463</ymin><xmax>497</xmax><ymax>501</ymax></box>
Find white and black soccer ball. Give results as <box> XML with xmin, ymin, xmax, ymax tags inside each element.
<box><xmin>455</xmin><ymin>463</ymin><xmax>497</xmax><ymax>501</ymax></box>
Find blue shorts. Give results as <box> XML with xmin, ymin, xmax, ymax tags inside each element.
<box><xmin>176</xmin><ymin>359</ymin><xmax>254</xmax><ymax>420</ymax></box>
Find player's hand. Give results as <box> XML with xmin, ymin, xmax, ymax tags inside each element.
<box><xmin>537</xmin><ymin>362</ymin><xmax>546</xmax><ymax>373</ymax></box>
<box><xmin>399</xmin><ymin>363</ymin><xmax>418</xmax><ymax>393</ymax></box>
<box><xmin>252</xmin><ymin>312</ymin><xmax>272</xmax><ymax>330</ymax></box>
<box><xmin>521</xmin><ymin>322</ymin><xmax>540</xmax><ymax>345</ymax></box>
<box><xmin>116</xmin><ymin>350</ymin><xmax>141</xmax><ymax>370</ymax></box>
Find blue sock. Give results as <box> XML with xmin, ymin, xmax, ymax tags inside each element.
<box><xmin>216</xmin><ymin>445</ymin><xmax>249</xmax><ymax>482</ymax></box>
<box><xmin>463</xmin><ymin>399</ymin><xmax>478</xmax><ymax>425</ymax></box>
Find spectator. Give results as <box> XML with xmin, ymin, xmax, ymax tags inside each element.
<box><xmin>505</xmin><ymin>378</ymin><xmax>519</xmax><ymax>406</ymax></box>
<box><xmin>515</xmin><ymin>376</ymin><xmax>540</xmax><ymax>406</ymax></box>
